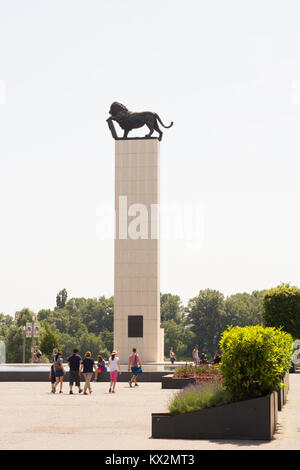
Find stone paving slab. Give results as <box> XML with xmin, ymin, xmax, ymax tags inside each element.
<box><xmin>0</xmin><ymin>375</ymin><xmax>299</xmax><ymax>450</ymax></box>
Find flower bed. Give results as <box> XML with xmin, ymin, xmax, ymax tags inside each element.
<box><xmin>173</xmin><ymin>364</ymin><xmax>221</xmax><ymax>384</ymax></box>
<box><xmin>161</xmin><ymin>364</ymin><xmax>221</xmax><ymax>389</ymax></box>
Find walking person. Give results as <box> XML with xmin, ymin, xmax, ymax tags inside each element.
<box><xmin>94</xmin><ymin>354</ymin><xmax>107</xmax><ymax>382</ymax></box>
<box><xmin>192</xmin><ymin>344</ymin><xmax>199</xmax><ymax>366</ymax></box>
<box><xmin>54</xmin><ymin>352</ymin><xmax>65</xmax><ymax>393</ymax></box>
<box><xmin>128</xmin><ymin>348</ymin><xmax>142</xmax><ymax>388</ymax></box>
<box><xmin>67</xmin><ymin>348</ymin><xmax>83</xmax><ymax>395</ymax></box>
<box><xmin>49</xmin><ymin>361</ymin><xmax>56</xmax><ymax>393</ymax></box>
<box><xmin>80</xmin><ymin>351</ymin><xmax>97</xmax><ymax>395</ymax></box>
<box><xmin>108</xmin><ymin>350</ymin><xmax>121</xmax><ymax>393</ymax></box>
<box><xmin>169</xmin><ymin>347</ymin><xmax>176</xmax><ymax>365</ymax></box>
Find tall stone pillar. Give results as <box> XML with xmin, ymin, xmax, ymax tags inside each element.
<box><xmin>114</xmin><ymin>139</ymin><xmax>163</xmax><ymax>363</ymax></box>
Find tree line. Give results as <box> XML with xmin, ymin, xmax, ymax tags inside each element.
<box><xmin>0</xmin><ymin>287</ymin><xmax>266</xmax><ymax>362</ymax></box>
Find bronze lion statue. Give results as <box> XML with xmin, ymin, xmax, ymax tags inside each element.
<box><xmin>107</xmin><ymin>102</ymin><xmax>173</xmax><ymax>141</ymax></box>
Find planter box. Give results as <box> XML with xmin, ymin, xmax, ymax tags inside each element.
<box><xmin>152</xmin><ymin>392</ymin><xmax>278</xmax><ymax>441</ymax></box>
<box><xmin>161</xmin><ymin>374</ymin><xmax>196</xmax><ymax>389</ymax></box>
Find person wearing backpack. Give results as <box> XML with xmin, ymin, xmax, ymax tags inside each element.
<box><xmin>128</xmin><ymin>348</ymin><xmax>142</xmax><ymax>387</ymax></box>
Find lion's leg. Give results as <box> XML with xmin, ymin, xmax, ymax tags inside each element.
<box><xmin>145</xmin><ymin>128</ymin><xmax>154</xmax><ymax>138</ymax></box>
<box><xmin>145</xmin><ymin>119</ymin><xmax>155</xmax><ymax>138</ymax></box>
<box><xmin>123</xmin><ymin>129</ymin><xmax>129</xmax><ymax>139</ymax></box>
<box><xmin>153</xmin><ymin>121</ymin><xmax>163</xmax><ymax>141</ymax></box>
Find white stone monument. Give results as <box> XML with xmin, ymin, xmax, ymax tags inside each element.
<box><xmin>114</xmin><ymin>139</ymin><xmax>164</xmax><ymax>362</ymax></box>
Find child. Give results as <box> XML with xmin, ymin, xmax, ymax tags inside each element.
<box><xmin>49</xmin><ymin>361</ymin><xmax>56</xmax><ymax>393</ymax></box>
<box><xmin>94</xmin><ymin>355</ymin><xmax>107</xmax><ymax>382</ymax></box>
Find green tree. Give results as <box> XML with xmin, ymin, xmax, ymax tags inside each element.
<box><xmin>5</xmin><ymin>324</ymin><xmax>31</xmax><ymax>363</ymax></box>
<box><xmin>55</xmin><ymin>288</ymin><xmax>68</xmax><ymax>310</ymax></box>
<box><xmin>262</xmin><ymin>283</ymin><xmax>300</xmax><ymax>339</ymax></box>
<box><xmin>37</xmin><ymin>309</ymin><xmax>53</xmax><ymax>322</ymax></box>
<box><xmin>224</xmin><ymin>291</ymin><xmax>264</xmax><ymax>327</ymax></box>
<box><xmin>16</xmin><ymin>308</ymin><xmax>35</xmax><ymax>327</ymax></box>
<box><xmin>39</xmin><ymin>323</ymin><xmax>62</xmax><ymax>358</ymax></box>
<box><xmin>0</xmin><ymin>313</ymin><xmax>13</xmax><ymax>339</ymax></box>
<box><xmin>163</xmin><ymin>319</ymin><xmax>195</xmax><ymax>358</ymax></box>
<box><xmin>160</xmin><ymin>293</ymin><xmax>185</xmax><ymax>323</ymax></box>
<box><xmin>77</xmin><ymin>296</ymin><xmax>114</xmax><ymax>333</ymax></box>
<box><xmin>100</xmin><ymin>330</ymin><xmax>114</xmax><ymax>353</ymax></box>
<box><xmin>187</xmin><ymin>289</ymin><xmax>226</xmax><ymax>358</ymax></box>
<box><xmin>59</xmin><ymin>333</ymin><xmax>79</xmax><ymax>359</ymax></box>
<box><xmin>78</xmin><ymin>331</ymin><xmax>109</xmax><ymax>359</ymax></box>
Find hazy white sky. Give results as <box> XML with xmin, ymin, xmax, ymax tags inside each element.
<box><xmin>1</xmin><ymin>0</ymin><xmax>300</xmax><ymax>315</ymax></box>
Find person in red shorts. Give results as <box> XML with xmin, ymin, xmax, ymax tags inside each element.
<box><xmin>93</xmin><ymin>354</ymin><xmax>107</xmax><ymax>382</ymax></box>
<box><xmin>108</xmin><ymin>350</ymin><xmax>121</xmax><ymax>393</ymax></box>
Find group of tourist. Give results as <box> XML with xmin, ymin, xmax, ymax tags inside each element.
<box><xmin>192</xmin><ymin>345</ymin><xmax>222</xmax><ymax>365</ymax></box>
<box><xmin>169</xmin><ymin>345</ymin><xmax>221</xmax><ymax>366</ymax></box>
<box><xmin>50</xmin><ymin>347</ymin><xmax>143</xmax><ymax>394</ymax></box>
<box><xmin>50</xmin><ymin>344</ymin><xmax>220</xmax><ymax>394</ymax></box>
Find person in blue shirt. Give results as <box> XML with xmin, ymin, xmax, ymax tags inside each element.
<box><xmin>80</xmin><ymin>351</ymin><xmax>97</xmax><ymax>395</ymax></box>
<box><xmin>54</xmin><ymin>352</ymin><xmax>65</xmax><ymax>394</ymax></box>
<box><xmin>67</xmin><ymin>348</ymin><xmax>83</xmax><ymax>395</ymax></box>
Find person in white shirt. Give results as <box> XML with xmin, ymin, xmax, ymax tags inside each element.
<box><xmin>108</xmin><ymin>350</ymin><xmax>121</xmax><ymax>393</ymax></box>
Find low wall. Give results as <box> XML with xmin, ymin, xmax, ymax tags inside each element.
<box><xmin>0</xmin><ymin>371</ymin><xmax>167</xmax><ymax>382</ymax></box>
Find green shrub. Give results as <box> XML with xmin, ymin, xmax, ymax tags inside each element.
<box><xmin>262</xmin><ymin>283</ymin><xmax>300</xmax><ymax>339</ymax></box>
<box><xmin>219</xmin><ymin>325</ymin><xmax>293</xmax><ymax>400</ymax></box>
<box><xmin>169</xmin><ymin>383</ymin><xmax>232</xmax><ymax>415</ymax></box>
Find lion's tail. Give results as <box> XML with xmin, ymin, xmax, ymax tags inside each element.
<box><xmin>155</xmin><ymin>114</ymin><xmax>174</xmax><ymax>128</ymax></box>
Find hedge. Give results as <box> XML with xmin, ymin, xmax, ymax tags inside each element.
<box><xmin>262</xmin><ymin>283</ymin><xmax>300</xmax><ymax>339</ymax></box>
<box><xmin>219</xmin><ymin>325</ymin><xmax>293</xmax><ymax>400</ymax></box>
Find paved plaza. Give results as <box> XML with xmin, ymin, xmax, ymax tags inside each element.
<box><xmin>0</xmin><ymin>374</ymin><xmax>299</xmax><ymax>450</ymax></box>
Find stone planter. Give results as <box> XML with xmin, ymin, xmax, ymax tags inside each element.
<box><xmin>161</xmin><ymin>374</ymin><xmax>196</xmax><ymax>389</ymax></box>
<box><xmin>152</xmin><ymin>392</ymin><xmax>278</xmax><ymax>441</ymax></box>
